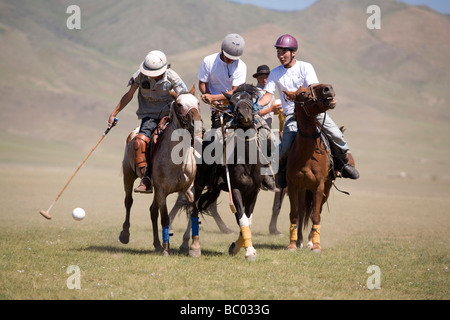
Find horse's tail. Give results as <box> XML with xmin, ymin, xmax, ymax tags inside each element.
<box><xmin>198</xmin><ymin>187</ymin><xmax>221</xmax><ymax>213</ymax></box>
<box><xmin>303</xmin><ymin>190</ymin><xmax>314</xmax><ymax>229</ymax></box>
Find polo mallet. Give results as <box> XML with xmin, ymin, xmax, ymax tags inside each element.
<box><xmin>39</xmin><ymin>118</ymin><xmax>118</xmax><ymax>220</ymax></box>
<box><xmin>219</xmin><ymin>112</ymin><xmax>236</xmax><ymax>213</ymax></box>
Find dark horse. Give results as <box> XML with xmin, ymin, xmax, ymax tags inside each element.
<box><xmin>283</xmin><ymin>84</ymin><xmax>337</xmax><ymax>253</ymax></box>
<box><xmin>119</xmin><ymin>86</ymin><xmax>203</xmax><ymax>256</ymax></box>
<box><xmin>197</xmin><ymin>84</ymin><xmax>265</xmax><ymax>260</ymax></box>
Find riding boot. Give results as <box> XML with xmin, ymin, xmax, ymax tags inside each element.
<box><xmin>261</xmin><ymin>173</ymin><xmax>277</xmax><ymax>191</ymax></box>
<box><xmin>276</xmin><ymin>158</ymin><xmax>288</xmax><ymax>189</ymax></box>
<box><xmin>134</xmin><ymin>166</ymin><xmax>153</xmax><ymax>193</ymax></box>
<box><xmin>336</xmin><ymin>151</ymin><xmax>359</xmax><ymax>180</ymax></box>
<box><xmin>133</xmin><ymin>134</ymin><xmax>153</xmax><ymax>193</ymax></box>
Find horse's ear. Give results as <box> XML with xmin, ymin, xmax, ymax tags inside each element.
<box><xmin>169</xmin><ymin>90</ymin><xmax>178</xmax><ymax>100</ymax></box>
<box><xmin>222</xmin><ymin>91</ymin><xmax>232</xmax><ymax>101</ymax></box>
<box><xmin>189</xmin><ymin>85</ymin><xmax>195</xmax><ymax>95</ymax></box>
<box><xmin>283</xmin><ymin>91</ymin><xmax>296</xmax><ymax>102</ymax></box>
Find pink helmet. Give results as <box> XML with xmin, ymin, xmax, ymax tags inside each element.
<box><xmin>274</xmin><ymin>34</ymin><xmax>298</xmax><ymax>51</ymax></box>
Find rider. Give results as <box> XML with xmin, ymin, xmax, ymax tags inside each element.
<box><xmin>198</xmin><ymin>33</ymin><xmax>247</xmax><ymax>129</ymax></box>
<box><xmin>253</xmin><ymin>64</ymin><xmax>276</xmax><ymax>129</ymax></box>
<box><xmin>108</xmin><ymin>50</ymin><xmax>188</xmax><ymax>193</ymax></box>
<box><xmin>198</xmin><ymin>35</ymin><xmax>276</xmax><ymax>190</ymax></box>
<box><xmin>258</xmin><ymin>34</ymin><xmax>360</xmax><ymax>188</ymax></box>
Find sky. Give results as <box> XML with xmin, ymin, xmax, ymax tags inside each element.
<box><xmin>226</xmin><ymin>0</ymin><xmax>450</xmax><ymax>14</ymax></box>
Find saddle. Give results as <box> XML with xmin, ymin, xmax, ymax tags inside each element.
<box><xmin>147</xmin><ymin>116</ymin><xmax>170</xmax><ymax>171</ymax></box>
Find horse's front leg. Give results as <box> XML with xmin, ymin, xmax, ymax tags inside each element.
<box><xmin>287</xmin><ymin>188</ymin><xmax>301</xmax><ymax>250</ymax></box>
<box><xmin>155</xmin><ymin>192</ymin><xmax>170</xmax><ymax>256</ymax></box>
<box><xmin>150</xmin><ymin>199</ymin><xmax>163</xmax><ymax>253</ymax></box>
<box><xmin>119</xmin><ymin>169</ymin><xmax>136</xmax><ymax>244</ymax></box>
<box><xmin>309</xmin><ymin>184</ymin><xmax>324</xmax><ymax>253</ymax></box>
<box><xmin>242</xmin><ymin>191</ymin><xmax>259</xmax><ymax>261</ymax></box>
<box><xmin>229</xmin><ymin>188</ymin><xmax>245</xmax><ymax>256</ymax></box>
<box><xmin>269</xmin><ymin>188</ymin><xmax>286</xmax><ymax>235</ymax></box>
<box><xmin>228</xmin><ymin>189</ymin><xmax>256</xmax><ymax>261</ymax></box>
<box><xmin>185</xmin><ymin>184</ymin><xmax>201</xmax><ymax>257</ymax></box>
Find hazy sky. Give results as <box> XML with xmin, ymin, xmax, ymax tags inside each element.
<box><xmin>227</xmin><ymin>0</ymin><xmax>450</xmax><ymax>14</ymax></box>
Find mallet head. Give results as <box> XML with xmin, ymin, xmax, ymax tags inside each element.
<box><xmin>39</xmin><ymin>210</ymin><xmax>52</xmax><ymax>220</ymax></box>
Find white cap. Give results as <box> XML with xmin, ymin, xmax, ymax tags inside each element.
<box><xmin>221</xmin><ymin>34</ymin><xmax>245</xmax><ymax>60</ymax></box>
<box><xmin>140</xmin><ymin>50</ymin><xmax>168</xmax><ymax>77</ymax></box>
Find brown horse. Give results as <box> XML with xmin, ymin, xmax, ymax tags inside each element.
<box><xmin>119</xmin><ymin>86</ymin><xmax>203</xmax><ymax>256</ymax></box>
<box><xmin>283</xmin><ymin>84</ymin><xmax>337</xmax><ymax>253</ymax></box>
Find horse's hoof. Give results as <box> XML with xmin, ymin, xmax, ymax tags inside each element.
<box><xmin>189</xmin><ymin>249</ymin><xmax>201</xmax><ymax>258</ymax></box>
<box><xmin>306</xmin><ymin>241</ymin><xmax>313</xmax><ymax>249</ymax></box>
<box><xmin>118</xmin><ymin>231</ymin><xmax>129</xmax><ymax>244</ymax></box>
<box><xmin>287</xmin><ymin>241</ymin><xmax>297</xmax><ymax>251</ymax></box>
<box><xmin>245</xmin><ymin>247</ymin><xmax>257</xmax><ymax>261</ymax></box>
<box><xmin>269</xmin><ymin>228</ymin><xmax>282</xmax><ymax>236</ymax></box>
<box><xmin>162</xmin><ymin>250</ymin><xmax>170</xmax><ymax>257</ymax></box>
<box><xmin>245</xmin><ymin>254</ymin><xmax>257</xmax><ymax>261</ymax></box>
<box><xmin>311</xmin><ymin>244</ymin><xmax>321</xmax><ymax>253</ymax></box>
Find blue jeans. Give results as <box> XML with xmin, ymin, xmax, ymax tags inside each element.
<box><xmin>279</xmin><ymin>113</ymin><xmax>349</xmax><ymax>160</ymax></box>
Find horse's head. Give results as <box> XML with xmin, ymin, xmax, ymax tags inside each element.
<box><xmin>284</xmin><ymin>84</ymin><xmax>336</xmax><ymax>116</ymax></box>
<box><xmin>223</xmin><ymin>84</ymin><xmax>259</xmax><ymax>129</ymax></box>
<box><xmin>170</xmin><ymin>85</ymin><xmax>203</xmax><ymax>138</ymax></box>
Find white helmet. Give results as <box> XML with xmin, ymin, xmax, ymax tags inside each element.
<box><xmin>221</xmin><ymin>34</ymin><xmax>245</xmax><ymax>60</ymax></box>
<box><xmin>140</xmin><ymin>50</ymin><xmax>168</xmax><ymax>77</ymax></box>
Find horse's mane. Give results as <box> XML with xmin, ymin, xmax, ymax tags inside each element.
<box><xmin>234</xmin><ymin>83</ymin><xmax>259</xmax><ymax>99</ymax></box>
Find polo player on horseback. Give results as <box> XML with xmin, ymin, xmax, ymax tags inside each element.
<box><xmin>257</xmin><ymin>34</ymin><xmax>360</xmax><ymax>187</ymax></box>
<box><xmin>108</xmin><ymin>50</ymin><xmax>188</xmax><ymax>193</ymax></box>
<box><xmin>198</xmin><ymin>34</ymin><xmax>277</xmax><ymax>190</ymax></box>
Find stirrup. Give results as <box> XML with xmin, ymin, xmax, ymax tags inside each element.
<box><xmin>261</xmin><ymin>175</ymin><xmax>277</xmax><ymax>191</ymax></box>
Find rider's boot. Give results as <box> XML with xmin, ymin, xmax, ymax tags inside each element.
<box><xmin>336</xmin><ymin>151</ymin><xmax>359</xmax><ymax>180</ymax></box>
<box><xmin>133</xmin><ymin>134</ymin><xmax>153</xmax><ymax>193</ymax></box>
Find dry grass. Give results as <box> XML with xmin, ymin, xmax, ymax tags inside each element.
<box><xmin>0</xmin><ymin>160</ymin><xmax>448</xmax><ymax>300</ymax></box>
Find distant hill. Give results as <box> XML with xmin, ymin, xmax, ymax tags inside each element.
<box><xmin>0</xmin><ymin>0</ymin><xmax>449</xmax><ymax>180</ymax></box>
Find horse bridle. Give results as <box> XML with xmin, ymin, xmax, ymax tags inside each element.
<box><xmin>229</xmin><ymin>91</ymin><xmax>260</xmax><ymax>121</ymax></box>
<box><xmin>172</xmin><ymin>92</ymin><xmax>202</xmax><ymax>138</ymax></box>
<box><xmin>290</xmin><ymin>84</ymin><xmax>334</xmax><ymax>114</ymax></box>
<box><xmin>291</xmin><ymin>84</ymin><xmax>329</xmax><ymax>141</ymax></box>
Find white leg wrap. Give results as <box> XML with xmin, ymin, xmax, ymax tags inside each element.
<box><xmin>239</xmin><ymin>214</ymin><xmax>250</xmax><ymax>227</ymax></box>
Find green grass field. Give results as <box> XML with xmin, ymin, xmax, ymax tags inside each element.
<box><xmin>1</xmin><ymin>159</ymin><xmax>448</xmax><ymax>300</ymax></box>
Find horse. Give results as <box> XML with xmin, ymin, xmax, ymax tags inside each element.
<box><xmin>197</xmin><ymin>83</ymin><xmax>265</xmax><ymax>260</ymax></box>
<box><xmin>118</xmin><ymin>86</ymin><xmax>203</xmax><ymax>256</ymax></box>
<box><xmin>283</xmin><ymin>83</ymin><xmax>337</xmax><ymax>253</ymax></box>
<box><xmin>168</xmin><ymin>193</ymin><xmax>233</xmax><ymax>234</ymax></box>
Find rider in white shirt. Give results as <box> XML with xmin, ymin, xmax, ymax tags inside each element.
<box><xmin>198</xmin><ymin>34</ymin><xmax>277</xmax><ymax>190</ymax></box>
<box><xmin>198</xmin><ymin>33</ymin><xmax>247</xmax><ymax>128</ymax></box>
<box><xmin>258</xmin><ymin>34</ymin><xmax>360</xmax><ymax>187</ymax></box>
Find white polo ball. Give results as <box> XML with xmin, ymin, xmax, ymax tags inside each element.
<box><xmin>72</xmin><ymin>207</ymin><xmax>86</xmax><ymax>221</ymax></box>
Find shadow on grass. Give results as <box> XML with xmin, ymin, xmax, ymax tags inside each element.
<box><xmin>254</xmin><ymin>243</ymin><xmax>286</xmax><ymax>251</ymax></box>
<box><xmin>75</xmin><ymin>245</ymin><xmax>225</xmax><ymax>257</ymax></box>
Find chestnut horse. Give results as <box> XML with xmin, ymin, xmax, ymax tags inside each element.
<box><xmin>119</xmin><ymin>86</ymin><xmax>203</xmax><ymax>256</ymax></box>
<box><xmin>283</xmin><ymin>84</ymin><xmax>337</xmax><ymax>253</ymax></box>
